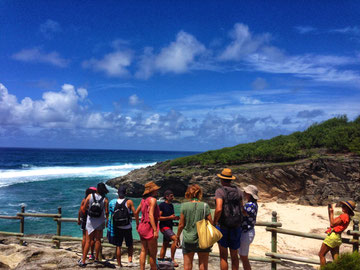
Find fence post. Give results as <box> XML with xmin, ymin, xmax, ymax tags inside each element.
<box><xmin>19</xmin><ymin>205</ymin><xmax>25</xmax><ymax>245</ymax></box>
<box><xmin>56</xmin><ymin>207</ymin><xmax>62</xmax><ymax>249</ymax></box>
<box><xmin>353</xmin><ymin>219</ymin><xmax>359</xmax><ymax>253</ymax></box>
<box><xmin>271</xmin><ymin>211</ymin><xmax>278</xmax><ymax>270</ymax></box>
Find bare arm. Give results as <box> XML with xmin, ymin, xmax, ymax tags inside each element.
<box><xmin>78</xmin><ymin>199</ymin><xmax>85</xmax><ymax>225</ymax></box>
<box><xmin>104</xmin><ymin>198</ymin><xmax>109</xmax><ymax>227</ymax></box>
<box><xmin>213</xmin><ymin>198</ymin><xmax>223</xmax><ymax>225</ymax></box>
<box><xmin>176</xmin><ymin>213</ymin><xmax>185</xmax><ymax>247</ymax></box>
<box><xmin>159</xmin><ymin>211</ymin><xmax>178</xmax><ymax>221</ymax></box>
<box><xmin>80</xmin><ymin>194</ymin><xmax>91</xmax><ymax>215</ymax></box>
<box><xmin>148</xmin><ymin>197</ymin><xmax>159</xmax><ymax>239</ymax></box>
<box><xmin>134</xmin><ymin>203</ymin><xmax>141</xmax><ymax>228</ymax></box>
<box><xmin>328</xmin><ymin>206</ymin><xmax>345</xmax><ymax>227</ymax></box>
<box><xmin>128</xmin><ymin>200</ymin><xmax>137</xmax><ymax>224</ymax></box>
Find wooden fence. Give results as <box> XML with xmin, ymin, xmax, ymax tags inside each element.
<box><xmin>0</xmin><ymin>207</ymin><xmax>359</xmax><ymax>269</ymax></box>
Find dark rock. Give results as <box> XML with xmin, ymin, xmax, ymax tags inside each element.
<box><xmin>106</xmin><ymin>155</ymin><xmax>360</xmax><ymax>207</ymax></box>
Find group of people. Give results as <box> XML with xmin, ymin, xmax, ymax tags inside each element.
<box><xmin>77</xmin><ymin>168</ymin><xmax>258</xmax><ymax>270</ymax></box>
<box><xmin>76</xmin><ymin>167</ymin><xmax>357</xmax><ymax>270</ymax></box>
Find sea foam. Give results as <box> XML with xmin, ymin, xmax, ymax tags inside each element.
<box><xmin>0</xmin><ymin>163</ymin><xmax>154</xmax><ymax>188</ymax></box>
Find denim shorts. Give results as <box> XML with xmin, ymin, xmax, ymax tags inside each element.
<box><xmin>216</xmin><ymin>225</ymin><xmax>242</xmax><ymax>250</ymax></box>
<box><xmin>238</xmin><ymin>228</ymin><xmax>255</xmax><ymax>256</ymax></box>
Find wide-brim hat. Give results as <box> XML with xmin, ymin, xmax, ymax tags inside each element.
<box><xmin>243</xmin><ymin>185</ymin><xmax>259</xmax><ymax>200</ymax></box>
<box><xmin>217</xmin><ymin>168</ymin><xmax>236</xmax><ymax>180</ymax></box>
<box><xmin>142</xmin><ymin>181</ymin><xmax>161</xmax><ymax>196</ymax></box>
<box><xmin>340</xmin><ymin>200</ymin><xmax>356</xmax><ymax>216</ymax></box>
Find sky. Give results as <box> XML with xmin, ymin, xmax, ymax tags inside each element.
<box><xmin>1</xmin><ymin>1</ymin><xmax>360</xmax><ymax>151</ymax></box>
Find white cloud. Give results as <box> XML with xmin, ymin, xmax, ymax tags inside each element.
<box><xmin>246</xmin><ymin>49</ymin><xmax>360</xmax><ymax>83</ymax></box>
<box><xmin>219</xmin><ymin>23</ymin><xmax>270</xmax><ymax>61</ymax></box>
<box><xmin>294</xmin><ymin>26</ymin><xmax>317</xmax><ymax>34</ymax></box>
<box><xmin>39</xmin><ymin>19</ymin><xmax>61</xmax><ymax>38</ymax></box>
<box><xmin>1</xmin><ymin>82</ymin><xmax>360</xmax><ymax>150</ymax></box>
<box><xmin>83</xmin><ymin>50</ymin><xmax>132</xmax><ymax>77</ymax></box>
<box><xmin>136</xmin><ymin>31</ymin><xmax>206</xmax><ymax>79</ymax></box>
<box><xmin>129</xmin><ymin>94</ymin><xmax>141</xmax><ymax>106</ymax></box>
<box><xmin>155</xmin><ymin>31</ymin><xmax>206</xmax><ymax>73</ymax></box>
<box><xmin>330</xmin><ymin>26</ymin><xmax>360</xmax><ymax>36</ymax></box>
<box><xmin>12</xmin><ymin>48</ymin><xmax>69</xmax><ymax>67</ymax></box>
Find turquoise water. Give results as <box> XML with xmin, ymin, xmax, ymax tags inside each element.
<box><xmin>0</xmin><ymin>148</ymin><xmax>194</xmax><ymax>238</ymax></box>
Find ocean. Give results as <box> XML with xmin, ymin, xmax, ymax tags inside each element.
<box><xmin>0</xmin><ymin>147</ymin><xmax>197</xmax><ymax>238</ymax></box>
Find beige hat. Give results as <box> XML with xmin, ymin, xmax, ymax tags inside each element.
<box><xmin>217</xmin><ymin>168</ymin><xmax>236</xmax><ymax>180</ymax></box>
<box><xmin>243</xmin><ymin>185</ymin><xmax>259</xmax><ymax>200</ymax></box>
<box><xmin>340</xmin><ymin>200</ymin><xmax>356</xmax><ymax>216</ymax></box>
<box><xmin>142</xmin><ymin>181</ymin><xmax>161</xmax><ymax>196</ymax></box>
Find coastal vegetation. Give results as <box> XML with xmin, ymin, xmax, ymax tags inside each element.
<box><xmin>321</xmin><ymin>252</ymin><xmax>360</xmax><ymax>270</ymax></box>
<box><xmin>169</xmin><ymin>115</ymin><xmax>360</xmax><ymax>166</ymax></box>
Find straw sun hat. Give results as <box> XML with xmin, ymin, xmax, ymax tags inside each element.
<box><xmin>142</xmin><ymin>181</ymin><xmax>161</xmax><ymax>196</ymax></box>
<box><xmin>243</xmin><ymin>185</ymin><xmax>259</xmax><ymax>200</ymax></box>
<box><xmin>217</xmin><ymin>168</ymin><xmax>236</xmax><ymax>180</ymax></box>
<box><xmin>340</xmin><ymin>200</ymin><xmax>356</xmax><ymax>216</ymax></box>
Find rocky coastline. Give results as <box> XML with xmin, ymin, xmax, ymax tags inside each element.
<box><xmin>106</xmin><ymin>154</ymin><xmax>360</xmax><ymax>209</ymax></box>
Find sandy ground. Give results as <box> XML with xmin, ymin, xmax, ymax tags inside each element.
<box><xmin>249</xmin><ymin>202</ymin><xmax>355</xmax><ymax>262</ymax></box>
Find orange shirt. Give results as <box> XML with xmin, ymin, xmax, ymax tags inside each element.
<box><xmin>333</xmin><ymin>213</ymin><xmax>350</xmax><ymax>233</ymax></box>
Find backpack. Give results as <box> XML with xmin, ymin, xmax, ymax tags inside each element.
<box><xmin>113</xmin><ymin>199</ymin><xmax>131</xmax><ymax>229</ymax></box>
<box><xmin>157</xmin><ymin>258</ymin><xmax>175</xmax><ymax>270</ymax></box>
<box><xmin>219</xmin><ymin>186</ymin><xmax>242</xmax><ymax>228</ymax></box>
<box><xmin>88</xmin><ymin>193</ymin><xmax>104</xmax><ymax>218</ymax></box>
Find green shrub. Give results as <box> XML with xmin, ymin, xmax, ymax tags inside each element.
<box><xmin>169</xmin><ymin>115</ymin><xmax>360</xmax><ymax>166</ymax></box>
<box><xmin>321</xmin><ymin>252</ymin><xmax>360</xmax><ymax>270</ymax></box>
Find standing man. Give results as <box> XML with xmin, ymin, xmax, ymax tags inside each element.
<box><xmin>213</xmin><ymin>168</ymin><xmax>243</xmax><ymax>270</ymax></box>
<box><xmin>107</xmin><ymin>185</ymin><xmax>136</xmax><ymax>268</ymax></box>
<box><xmin>159</xmin><ymin>190</ymin><xmax>180</xmax><ymax>267</ymax></box>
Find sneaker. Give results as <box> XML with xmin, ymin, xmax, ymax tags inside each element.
<box><xmin>127</xmin><ymin>262</ymin><xmax>138</xmax><ymax>267</ymax></box>
<box><xmin>78</xmin><ymin>259</ymin><xmax>86</xmax><ymax>268</ymax></box>
<box><xmin>88</xmin><ymin>254</ymin><xmax>95</xmax><ymax>260</ymax></box>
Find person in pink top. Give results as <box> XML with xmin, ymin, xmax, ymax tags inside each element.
<box><xmin>135</xmin><ymin>181</ymin><xmax>161</xmax><ymax>270</ymax></box>
<box><xmin>318</xmin><ymin>200</ymin><xmax>356</xmax><ymax>266</ymax></box>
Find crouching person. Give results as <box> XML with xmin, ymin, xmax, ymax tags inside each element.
<box><xmin>107</xmin><ymin>185</ymin><xmax>136</xmax><ymax>268</ymax></box>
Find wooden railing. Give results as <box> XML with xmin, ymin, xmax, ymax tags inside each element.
<box><xmin>0</xmin><ymin>207</ymin><xmax>359</xmax><ymax>269</ymax></box>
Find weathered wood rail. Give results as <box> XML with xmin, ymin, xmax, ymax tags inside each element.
<box><xmin>0</xmin><ymin>207</ymin><xmax>359</xmax><ymax>269</ymax></box>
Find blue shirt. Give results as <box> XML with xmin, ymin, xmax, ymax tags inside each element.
<box><xmin>242</xmin><ymin>202</ymin><xmax>258</xmax><ymax>232</ymax></box>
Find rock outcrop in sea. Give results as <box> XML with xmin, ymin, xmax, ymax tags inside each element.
<box><xmin>106</xmin><ymin>154</ymin><xmax>360</xmax><ymax>209</ymax></box>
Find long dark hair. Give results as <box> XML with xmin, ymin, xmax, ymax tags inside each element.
<box><xmin>85</xmin><ymin>188</ymin><xmax>96</xmax><ymax>199</ymax></box>
<box><xmin>97</xmin><ymin>183</ymin><xmax>109</xmax><ymax>197</ymax></box>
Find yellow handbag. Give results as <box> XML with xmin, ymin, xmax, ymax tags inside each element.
<box><xmin>196</xmin><ymin>203</ymin><xmax>223</xmax><ymax>249</ymax></box>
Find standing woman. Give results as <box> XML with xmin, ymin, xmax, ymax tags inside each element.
<box><xmin>78</xmin><ymin>187</ymin><xmax>97</xmax><ymax>258</ymax></box>
<box><xmin>239</xmin><ymin>185</ymin><xmax>259</xmax><ymax>270</ymax></box>
<box><xmin>135</xmin><ymin>181</ymin><xmax>161</xmax><ymax>270</ymax></box>
<box><xmin>176</xmin><ymin>184</ymin><xmax>213</xmax><ymax>270</ymax></box>
<box><xmin>79</xmin><ymin>183</ymin><xmax>109</xmax><ymax>267</ymax></box>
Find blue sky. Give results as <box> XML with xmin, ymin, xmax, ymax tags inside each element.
<box><xmin>1</xmin><ymin>1</ymin><xmax>360</xmax><ymax>151</ymax></box>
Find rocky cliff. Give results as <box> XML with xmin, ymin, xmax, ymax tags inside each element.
<box><xmin>106</xmin><ymin>154</ymin><xmax>360</xmax><ymax>209</ymax></box>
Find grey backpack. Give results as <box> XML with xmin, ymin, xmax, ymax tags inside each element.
<box><xmin>157</xmin><ymin>258</ymin><xmax>175</xmax><ymax>270</ymax></box>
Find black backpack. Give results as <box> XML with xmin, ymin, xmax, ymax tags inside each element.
<box><xmin>219</xmin><ymin>186</ymin><xmax>243</xmax><ymax>228</ymax></box>
<box><xmin>88</xmin><ymin>193</ymin><xmax>104</xmax><ymax>218</ymax></box>
<box><xmin>113</xmin><ymin>199</ymin><xmax>131</xmax><ymax>229</ymax></box>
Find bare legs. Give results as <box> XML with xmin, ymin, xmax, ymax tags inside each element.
<box><xmin>183</xmin><ymin>252</ymin><xmax>209</xmax><ymax>270</ymax></box>
<box><xmin>319</xmin><ymin>243</ymin><xmax>339</xmax><ymax>266</ymax></box>
<box><xmin>159</xmin><ymin>235</ymin><xmax>179</xmax><ymax>267</ymax></box>
<box><xmin>140</xmin><ymin>238</ymin><xmax>158</xmax><ymax>270</ymax></box>
<box><xmin>240</xmin><ymin>255</ymin><xmax>251</xmax><ymax>270</ymax></box>
<box><xmin>219</xmin><ymin>244</ymin><xmax>239</xmax><ymax>270</ymax></box>
<box><xmin>82</xmin><ymin>230</ymin><xmax>102</xmax><ymax>264</ymax></box>
<box><xmin>116</xmin><ymin>245</ymin><xmax>133</xmax><ymax>266</ymax></box>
